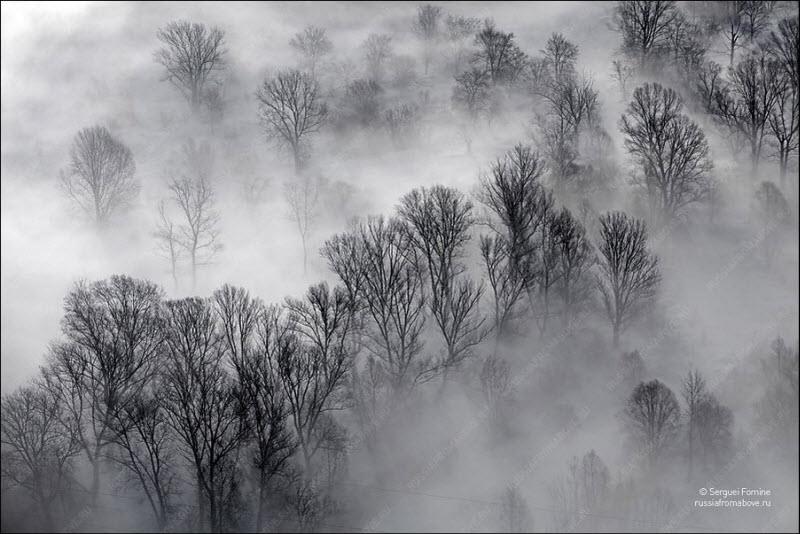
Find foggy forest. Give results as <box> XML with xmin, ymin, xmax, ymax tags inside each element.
<box><xmin>1</xmin><ymin>1</ymin><xmax>798</xmax><ymax>532</ymax></box>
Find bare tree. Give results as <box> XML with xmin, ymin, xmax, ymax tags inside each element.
<box><xmin>108</xmin><ymin>391</ymin><xmax>177</xmax><ymax>529</ymax></box>
<box><xmin>289</xmin><ymin>25</ymin><xmax>333</xmax><ymax>76</ymax></box>
<box><xmin>60</xmin><ymin>125</ymin><xmax>138</xmax><ymax>225</ymax></box>
<box><xmin>754</xmin><ymin>180</ymin><xmax>790</xmax><ymax>264</ymax></box>
<box><xmin>47</xmin><ymin>275</ymin><xmax>164</xmax><ymax>505</ymax></box>
<box><xmin>453</xmin><ymin>68</ymin><xmax>491</xmax><ymax>123</ymax></box>
<box><xmin>1</xmin><ymin>378</ymin><xmax>81</xmax><ymax>531</ymax></box>
<box><xmin>323</xmin><ymin>216</ymin><xmax>433</xmax><ymax>393</ymax></box>
<box><xmin>155</xmin><ymin>21</ymin><xmax>226</xmax><ymax>113</ymax></box>
<box><xmin>398</xmin><ymin>186</ymin><xmax>486</xmax><ymax>371</ymax></box>
<box><xmin>162</xmin><ymin>296</ymin><xmax>249</xmax><ymax>533</ymax></box>
<box><xmin>413</xmin><ymin>4</ymin><xmax>442</xmax><ymax>75</ymax></box>
<box><xmin>480</xmin><ymin>355</ymin><xmax>511</xmax><ymax>431</ymax></box>
<box><xmin>445</xmin><ymin>14</ymin><xmax>481</xmax><ymax>74</ymax></box>
<box><xmin>212</xmin><ymin>286</ymin><xmax>296</xmax><ymax>532</ymax></box>
<box><xmin>282</xmin><ymin>282</ymin><xmax>355</xmax><ymax>476</ymax></box>
<box><xmin>155</xmin><ymin>201</ymin><xmax>181</xmax><ymax>290</ymax></box>
<box><xmin>479</xmin><ymin>235</ymin><xmax>527</xmax><ymax>337</ymax></box>
<box><xmin>256</xmin><ymin>69</ymin><xmax>328</xmax><ymax>174</ymax></box>
<box><xmin>612</xmin><ymin>0</ymin><xmax>678</xmax><ymax>69</ymax></box>
<box><xmin>500</xmin><ymin>486</ymin><xmax>532</xmax><ymax>532</ymax></box>
<box><xmin>542</xmin><ymin>33</ymin><xmax>579</xmax><ymax>82</ymax></box>
<box><xmin>168</xmin><ymin>175</ymin><xmax>222</xmax><ymax>290</ymax></box>
<box><xmin>611</xmin><ymin>59</ymin><xmax>635</xmax><ymax>100</ymax></box>
<box><xmin>713</xmin><ymin>50</ymin><xmax>783</xmax><ymax>175</ymax></box>
<box><xmin>620</xmin><ymin>83</ymin><xmax>713</xmax><ymax>221</ymax></box>
<box><xmin>383</xmin><ymin>104</ymin><xmax>421</xmax><ymax>149</ymax></box>
<box><xmin>363</xmin><ymin>34</ymin><xmax>393</xmax><ymax>83</ymax></box>
<box><xmin>551</xmin><ymin>207</ymin><xmax>595</xmax><ymax>327</ymax></box>
<box><xmin>681</xmin><ymin>368</ymin><xmax>706</xmax><ymax>481</ymax></box>
<box><xmin>284</xmin><ymin>175</ymin><xmax>321</xmax><ymax>276</ymax></box>
<box><xmin>580</xmin><ymin>450</ymin><xmax>610</xmax><ymax>510</ymax></box>
<box><xmin>694</xmin><ymin>394</ymin><xmax>734</xmax><ymax>473</ymax></box>
<box><xmin>595</xmin><ymin>211</ymin><xmax>661</xmax><ymax>347</ymax></box>
<box><xmin>623</xmin><ymin>379</ymin><xmax>680</xmax><ymax>467</ymax></box>
<box><xmin>474</xmin><ymin>19</ymin><xmax>527</xmax><ymax>84</ymax></box>
<box><xmin>767</xmin><ymin>16</ymin><xmax>799</xmax><ymax>185</ymax></box>
<box><xmin>344</xmin><ymin>78</ymin><xmax>384</xmax><ymax>128</ymax></box>
<box><xmin>755</xmin><ymin>337</ymin><xmax>799</xmax><ymax>455</ymax></box>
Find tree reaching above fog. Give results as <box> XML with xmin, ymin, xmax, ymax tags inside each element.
<box><xmin>623</xmin><ymin>379</ymin><xmax>680</xmax><ymax>467</ymax></box>
<box><xmin>620</xmin><ymin>83</ymin><xmax>713</xmax><ymax>221</ymax></box>
<box><xmin>290</xmin><ymin>25</ymin><xmax>333</xmax><ymax>77</ymax></box>
<box><xmin>155</xmin><ymin>21</ymin><xmax>226</xmax><ymax>113</ymax></box>
<box><xmin>61</xmin><ymin>125</ymin><xmax>138</xmax><ymax>225</ymax></box>
<box><xmin>766</xmin><ymin>16</ymin><xmax>799</xmax><ymax>185</ymax></box>
<box><xmin>474</xmin><ymin>19</ymin><xmax>527</xmax><ymax>85</ymax></box>
<box><xmin>612</xmin><ymin>0</ymin><xmax>678</xmax><ymax>69</ymax></box>
<box><xmin>413</xmin><ymin>4</ymin><xmax>442</xmax><ymax>75</ymax></box>
<box><xmin>257</xmin><ymin>69</ymin><xmax>328</xmax><ymax>174</ymax></box>
<box><xmin>595</xmin><ymin>211</ymin><xmax>660</xmax><ymax>347</ymax></box>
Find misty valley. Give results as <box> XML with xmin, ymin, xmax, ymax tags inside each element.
<box><xmin>0</xmin><ymin>1</ymin><xmax>798</xmax><ymax>533</ymax></box>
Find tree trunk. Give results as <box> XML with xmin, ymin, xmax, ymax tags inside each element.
<box><xmin>91</xmin><ymin>455</ymin><xmax>101</xmax><ymax>507</ymax></box>
<box><xmin>301</xmin><ymin>233</ymin><xmax>308</xmax><ymax>276</ymax></box>
<box><xmin>612</xmin><ymin>323</ymin><xmax>620</xmax><ymax>348</ymax></box>
<box><xmin>256</xmin><ymin>476</ymin><xmax>266</xmax><ymax>533</ymax></box>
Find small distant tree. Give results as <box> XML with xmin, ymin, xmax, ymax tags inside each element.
<box><xmin>681</xmin><ymin>368</ymin><xmax>706</xmax><ymax>481</ymax></box>
<box><xmin>694</xmin><ymin>394</ymin><xmax>733</xmax><ymax>472</ymax></box>
<box><xmin>444</xmin><ymin>14</ymin><xmax>481</xmax><ymax>75</ymax></box>
<box><xmin>474</xmin><ymin>20</ymin><xmax>527</xmax><ymax>84</ymax></box>
<box><xmin>623</xmin><ymin>379</ymin><xmax>680</xmax><ymax>467</ymax></box>
<box><xmin>284</xmin><ymin>175</ymin><xmax>321</xmax><ymax>276</ymax></box>
<box><xmin>363</xmin><ymin>34</ymin><xmax>393</xmax><ymax>83</ymax></box>
<box><xmin>500</xmin><ymin>486</ymin><xmax>532</xmax><ymax>533</ymax></box>
<box><xmin>542</xmin><ymin>33</ymin><xmax>579</xmax><ymax>82</ymax></box>
<box><xmin>256</xmin><ymin>69</ymin><xmax>328</xmax><ymax>174</ymax></box>
<box><xmin>595</xmin><ymin>211</ymin><xmax>661</xmax><ymax>347</ymax></box>
<box><xmin>344</xmin><ymin>79</ymin><xmax>384</xmax><ymax>128</ymax></box>
<box><xmin>155</xmin><ymin>201</ymin><xmax>182</xmax><ymax>289</ymax></box>
<box><xmin>611</xmin><ymin>59</ymin><xmax>635</xmax><ymax>100</ymax></box>
<box><xmin>155</xmin><ymin>21</ymin><xmax>226</xmax><ymax>112</ymax></box>
<box><xmin>413</xmin><ymin>4</ymin><xmax>442</xmax><ymax>75</ymax></box>
<box><xmin>453</xmin><ymin>68</ymin><xmax>491</xmax><ymax>123</ymax></box>
<box><xmin>754</xmin><ymin>181</ymin><xmax>790</xmax><ymax>264</ymax></box>
<box><xmin>168</xmin><ymin>175</ymin><xmax>222</xmax><ymax>289</ymax></box>
<box><xmin>60</xmin><ymin>125</ymin><xmax>138</xmax><ymax>225</ymax></box>
<box><xmin>290</xmin><ymin>25</ymin><xmax>333</xmax><ymax>77</ymax></box>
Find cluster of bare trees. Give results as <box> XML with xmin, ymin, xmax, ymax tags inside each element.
<box><xmin>477</xmin><ymin>144</ymin><xmax>659</xmax><ymax>346</ymax></box>
<box><xmin>1</xmin><ymin>275</ymin><xmax>361</xmax><ymax>532</ymax></box>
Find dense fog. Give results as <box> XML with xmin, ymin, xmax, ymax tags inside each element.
<box><xmin>1</xmin><ymin>1</ymin><xmax>798</xmax><ymax>532</ymax></box>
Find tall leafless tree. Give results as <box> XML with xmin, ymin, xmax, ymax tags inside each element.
<box><xmin>363</xmin><ymin>34</ymin><xmax>393</xmax><ymax>83</ymax></box>
<box><xmin>767</xmin><ymin>16</ymin><xmax>799</xmax><ymax>186</ymax></box>
<box><xmin>155</xmin><ymin>21</ymin><xmax>226</xmax><ymax>113</ymax></box>
<box><xmin>413</xmin><ymin>4</ymin><xmax>442</xmax><ymax>75</ymax></box>
<box><xmin>474</xmin><ymin>19</ymin><xmax>527</xmax><ymax>84</ymax></box>
<box><xmin>398</xmin><ymin>186</ymin><xmax>486</xmax><ymax>371</ymax></box>
<box><xmin>47</xmin><ymin>275</ymin><xmax>164</xmax><ymax>506</ymax></box>
<box><xmin>595</xmin><ymin>211</ymin><xmax>661</xmax><ymax>347</ymax></box>
<box><xmin>212</xmin><ymin>286</ymin><xmax>296</xmax><ymax>532</ymax></box>
<box><xmin>445</xmin><ymin>14</ymin><xmax>480</xmax><ymax>75</ymax></box>
<box><xmin>289</xmin><ymin>25</ymin><xmax>333</xmax><ymax>77</ymax></box>
<box><xmin>551</xmin><ymin>207</ymin><xmax>595</xmax><ymax>327</ymax></box>
<box><xmin>60</xmin><ymin>125</ymin><xmax>138</xmax><ymax>225</ymax></box>
<box><xmin>256</xmin><ymin>69</ymin><xmax>328</xmax><ymax>174</ymax></box>
<box><xmin>284</xmin><ymin>175</ymin><xmax>321</xmax><ymax>276</ymax></box>
<box><xmin>542</xmin><ymin>32</ymin><xmax>579</xmax><ymax>83</ymax></box>
<box><xmin>681</xmin><ymin>368</ymin><xmax>706</xmax><ymax>482</ymax></box>
<box><xmin>1</xmin><ymin>378</ymin><xmax>81</xmax><ymax>531</ymax></box>
<box><xmin>280</xmin><ymin>283</ymin><xmax>354</xmax><ymax>477</ymax></box>
<box><xmin>168</xmin><ymin>175</ymin><xmax>222</xmax><ymax>290</ymax></box>
<box><xmin>620</xmin><ymin>83</ymin><xmax>713</xmax><ymax>221</ymax></box>
<box><xmin>612</xmin><ymin>0</ymin><xmax>678</xmax><ymax>69</ymax></box>
<box><xmin>712</xmin><ymin>50</ymin><xmax>783</xmax><ymax>175</ymax></box>
<box><xmin>108</xmin><ymin>391</ymin><xmax>177</xmax><ymax>529</ymax></box>
<box><xmin>623</xmin><ymin>379</ymin><xmax>680</xmax><ymax>467</ymax></box>
<box><xmin>479</xmin><ymin>235</ymin><xmax>527</xmax><ymax>338</ymax></box>
<box><xmin>162</xmin><ymin>296</ymin><xmax>249</xmax><ymax>533</ymax></box>
<box><xmin>155</xmin><ymin>201</ymin><xmax>181</xmax><ymax>290</ymax></box>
